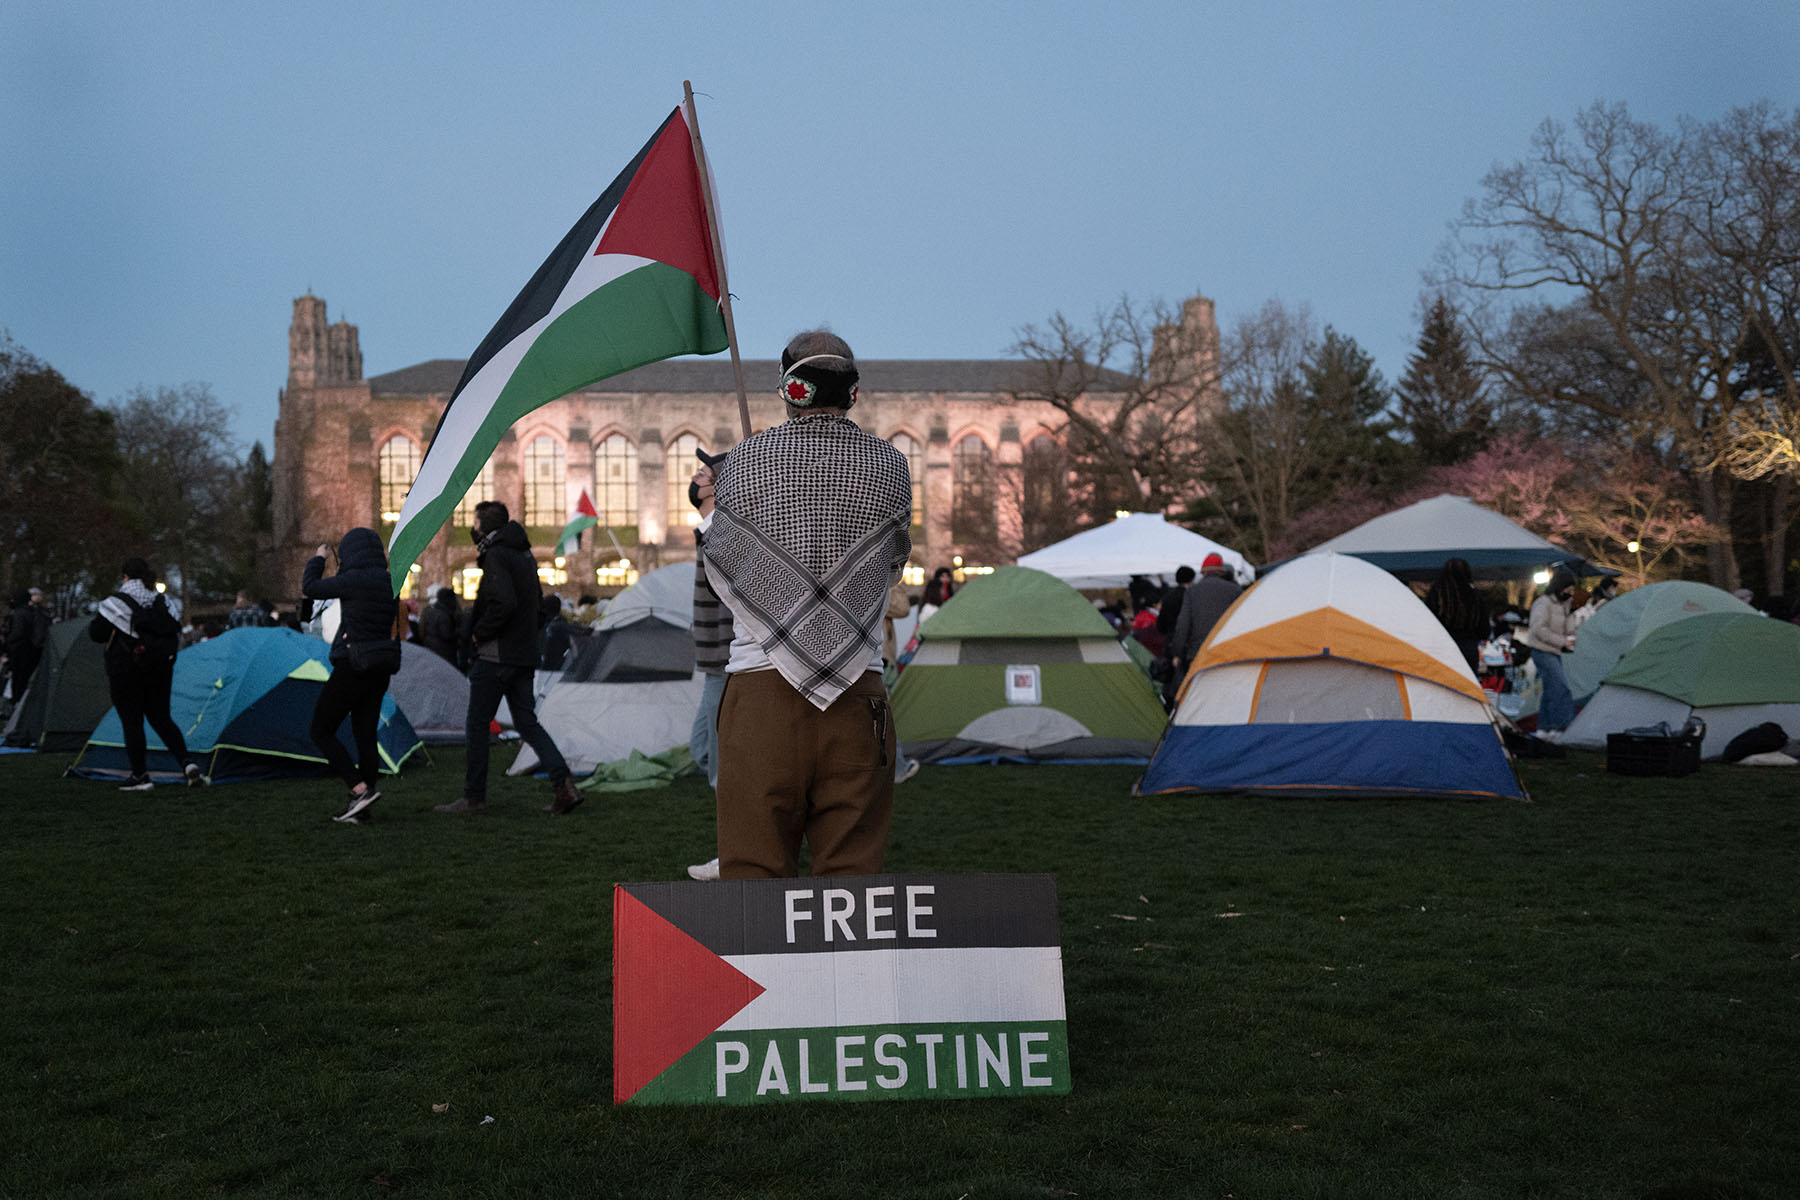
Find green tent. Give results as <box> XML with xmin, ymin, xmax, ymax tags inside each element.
<box><xmin>891</xmin><ymin>566</ymin><xmax>1169</xmax><ymax>763</ymax></box>
<box><xmin>1564</xmin><ymin>581</ymin><xmax>1753</xmax><ymax>701</ymax></box>
<box><xmin>2</xmin><ymin>620</ymin><xmax>112</xmax><ymax>752</ymax></box>
<box><xmin>1562</xmin><ymin>612</ymin><xmax>1800</xmax><ymax>759</ymax></box>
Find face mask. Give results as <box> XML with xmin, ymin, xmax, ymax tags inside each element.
<box><xmin>470</xmin><ymin>527</ymin><xmax>484</xmax><ymax>545</ymax></box>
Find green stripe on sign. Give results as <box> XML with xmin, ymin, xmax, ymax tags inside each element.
<box><xmin>627</xmin><ymin>1021</ymin><xmax>1070</xmax><ymax>1106</ymax></box>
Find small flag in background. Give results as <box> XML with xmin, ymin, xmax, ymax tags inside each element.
<box><xmin>386</xmin><ymin>104</ymin><xmax>731</xmax><ymax>593</ymax></box>
<box><xmin>557</xmin><ymin>490</ymin><xmax>601</xmax><ymax>556</ymax></box>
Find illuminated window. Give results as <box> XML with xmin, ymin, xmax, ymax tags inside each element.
<box><xmin>523</xmin><ymin>435</ymin><xmax>566</xmax><ymax>527</ymax></box>
<box><xmin>452</xmin><ymin>460</ymin><xmax>495</xmax><ymax>527</ymax></box>
<box><xmin>665</xmin><ymin>433</ymin><xmax>704</xmax><ymax>532</ymax></box>
<box><xmin>952</xmin><ymin>435</ymin><xmax>996</xmax><ymax>546</ymax></box>
<box><xmin>891</xmin><ymin>432</ymin><xmax>924</xmax><ymax>529</ymax></box>
<box><xmin>377</xmin><ymin>436</ymin><xmax>420</xmax><ymax>522</ymax></box>
<box><xmin>593</xmin><ymin>435</ymin><xmax>638</xmax><ymax>526</ymax></box>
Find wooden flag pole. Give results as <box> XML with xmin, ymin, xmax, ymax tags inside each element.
<box><xmin>683</xmin><ymin>80</ymin><xmax>752</xmax><ymax>440</ymax></box>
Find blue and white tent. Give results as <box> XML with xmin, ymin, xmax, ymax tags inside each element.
<box><xmin>69</xmin><ymin>627</ymin><xmax>423</xmax><ymax>784</ymax></box>
<box><xmin>1136</xmin><ymin>553</ymin><xmax>1524</xmax><ymax>800</ymax></box>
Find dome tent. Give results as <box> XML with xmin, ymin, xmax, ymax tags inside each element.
<box><xmin>68</xmin><ymin>626</ymin><xmax>423</xmax><ymax>784</ymax></box>
<box><xmin>890</xmin><ymin>566</ymin><xmax>1168</xmax><ymax>764</ymax></box>
<box><xmin>1562</xmin><ymin>581</ymin><xmax>1753</xmax><ymax>703</ymax></box>
<box><xmin>1137</xmin><ymin>553</ymin><xmax>1524</xmax><ymax>800</ymax></box>
<box><xmin>510</xmin><ymin>562</ymin><xmax>702</xmax><ymax>776</ymax></box>
<box><xmin>1560</xmin><ymin>612</ymin><xmax>1800</xmax><ymax>759</ymax></box>
<box><xmin>2</xmin><ymin>619</ymin><xmax>111</xmax><ymax>752</ymax></box>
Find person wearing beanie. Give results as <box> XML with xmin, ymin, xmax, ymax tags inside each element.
<box><xmin>87</xmin><ymin>558</ymin><xmax>204</xmax><ymax>791</ymax></box>
<box><xmin>1526</xmin><ymin>565</ymin><xmax>1580</xmax><ymax>740</ymax></box>
<box><xmin>1166</xmin><ymin>552</ymin><xmax>1242</xmax><ymax>688</ymax></box>
<box><xmin>700</xmin><ymin>329</ymin><xmax>912</xmax><ymax>880</ymax></box>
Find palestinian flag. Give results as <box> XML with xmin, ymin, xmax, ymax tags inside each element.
<box><xmin>386</xmin><ymin>105</ymin><xmax>730</xmax><ymax>592</ymax></box>
<box><xmin>614</xmin><ymin>875</ymin><xmax>1071</xmax><ymax>1106</ymax></box>
<box><xmin>556</xmin><ymin>490</ymin><xmax>600</xmax><ymax>556</ymax></box>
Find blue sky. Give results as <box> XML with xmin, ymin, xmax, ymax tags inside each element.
<box><xmin>4</xmin><ymin>1</ymin><xmax>1797</xmax><ymax>451</ymax></box>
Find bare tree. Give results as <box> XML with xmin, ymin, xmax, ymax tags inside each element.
<box><xmin>110</xmin><ymin>384</ymin><xmax>243</xmax><ymax>614</ymax></box>
<box><xmin>1443</xmin><ymin>101</ymin><xmax>1800</xmax><ymax>591</ymax></box>
<box><xmin>1007</xmin><ymin>294</ymin><xmax>1220</xmax><ymax>524</ymax></box>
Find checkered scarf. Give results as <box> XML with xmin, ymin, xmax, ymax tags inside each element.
<box><xmin>704</xmin><ymin>413</ymin><xmax>912</xmax><ymax>709</ymax></box>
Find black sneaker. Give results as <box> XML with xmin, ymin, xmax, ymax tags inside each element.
<box><xmin>119</xmin><ymin>774</ymin><xmax>154</xmax><ymax>792</ymax></box>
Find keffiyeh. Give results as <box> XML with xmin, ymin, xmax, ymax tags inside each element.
<box><xmin>98</xmin><ymin>578</ymin><xmax>160</xmax><ymax>636</ymax></box>
<box><xmin>703</xmin><ymin>413</ymin><xmax>911</xmax><ymax>709</ymax></box>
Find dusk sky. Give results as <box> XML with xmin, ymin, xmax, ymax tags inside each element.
<box><xmin>5</xmin><ymin>1</ymin><xmax>1797</xmax><ymax>450</ymax></box>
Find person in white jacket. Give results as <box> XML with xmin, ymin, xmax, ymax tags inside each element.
<box><xmin>1527</xmin><ymin>566</ymin><xmax>1579</xmax><ymax>739</ymax></box>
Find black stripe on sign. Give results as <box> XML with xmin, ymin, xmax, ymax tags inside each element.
<box><xmin>621</xmin><ymin>873</ymin><xmax>1061</xmax><ymax>956</ymax></box>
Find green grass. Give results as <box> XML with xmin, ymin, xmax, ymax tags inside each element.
<box><xmin>1</xmin><ymin>748</ymin><xmax>1796</xmax><ymax>1199</ymax></box>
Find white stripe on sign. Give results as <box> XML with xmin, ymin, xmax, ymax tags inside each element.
<box><xmin>719</xmin><ymin>945</ymin><xmax>1067</xmax><ymax>1032</ymax></box>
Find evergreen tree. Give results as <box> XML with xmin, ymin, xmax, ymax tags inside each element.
<box><xmin>1301</xmin><ymin>326</ymin><xmax>1409</xmax><ymax>495</ymax></box>
<box><xmin>1398</xmin><ymin>297</ymin><xmax>1489</xmax><ymax>465</ymax></box>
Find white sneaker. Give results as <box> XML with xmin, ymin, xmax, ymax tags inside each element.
<box><xmin>897</xmin><ymin>757</ymin><xmax>921</xmax><ymax>784</ymax></box>
<box><xmin>184</xmin><ymin>762</ymin><xmax>206</xmax><ymax>788</ymax></box>
<box><xmin>335</xmin><ymin>788</ymin><xmax>380</xmax><ymax>822</ymax></box>
<box><xmin>686</xmin><ymin>857</ymin><xmax>720</xmax><ymax>882</ymax></box>
<box><xmin>1537</xmin><ymin>729</ymin><xmax>1563</xmax><ymax>743</ymax></box>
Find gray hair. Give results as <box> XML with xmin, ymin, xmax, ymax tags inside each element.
<box><xmin>782</xmin><ymin>329</ymin><xmax>855</xmax><ymax>368</ymax></box>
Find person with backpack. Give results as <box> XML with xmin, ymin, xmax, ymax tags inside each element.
<box><xmin>300</xmin><ymin>527</ymin><xmax>403</xmax><ymax>824</ymax></box>
<box><xmin>88</xmin><ymin>558</ymin><xmax>203</xmax><ymax>791</ymax></box>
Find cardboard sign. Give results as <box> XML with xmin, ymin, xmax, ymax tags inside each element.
<box><xmin>613</xmin><ymin>873</ymin><xmax>1070</xmax><ymax>1105</ymax></box>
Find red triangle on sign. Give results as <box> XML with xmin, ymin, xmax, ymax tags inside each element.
<box><xmin>593</xmin><ymin>111</ymin><xmax>722</xmax><ymax>301</ymax></box>
<box><xmin>613</xmin><ymin>887</ymin><xmax>765</xmax><ymax>1103</ymax></box>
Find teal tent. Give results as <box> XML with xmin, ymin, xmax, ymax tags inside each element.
<box><xmin>69</xmin><ymin>627</ymin><xmax>423</xmax><ymax>784</ymax></box>
<box><xmin>3</xmin><ymin>619</ymin><xmax>111</xmax><ymax>752</ymax></box>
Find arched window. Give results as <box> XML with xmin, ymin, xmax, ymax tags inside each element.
<box><xmin>952</xmin><ymin>435</ymin><xmax>996</xmax><ymax>547</ymax></box>
<box><xmin>1022</xmin><ymin>434</ymin><xmax>1073</xmax><ymax>549</ymax></box>
<box><xmin>890</xmin><ymin>432</ymin><xmax>924</xmax><ymax>529</ymax></box>
<box><xmin>593</xmin><ymin>434</ymin><xmax>638</xmax><ymax>528</ymax></box>
<box><xmin>523</xmin><ymin>434</ymin><xmax>566</xmax><ymax>527</ymax></box>
<box><xmin>452</xmin><ymin>460</ymin><xmax>495</xmax><ymax>528</ymax></box>
<box><xmin>665</xmin><ymin>433</ymin><xmax>704</xmax><ymax>532</ymax></box>
<box><xmin>378</xmin><ymin>436</ymin><xmax>420</xmax><ymax>522</ymax></box>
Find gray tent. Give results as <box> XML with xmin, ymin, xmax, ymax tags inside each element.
<box><xmin>390</xmin><ymin>640</ymin><xmax>473</xmax><ymax>744</ymax></box>
<box><xmin>1282</xmin><ymin>494</ymin><xmax>1612</xmax><ymax>582</ymax></box>
<box><xmin>510</xmin><ymin>563</ymin><xmax>702</xmax><ymax>776</ymax></box>
<box><xmin>3</xmin><ymin>619</ymin><xmax>112</xmax><ymax>752</ymax></box>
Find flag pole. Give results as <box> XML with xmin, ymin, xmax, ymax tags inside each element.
<box><xmin>683</xmin><ymin>80</ymin><xmax>752</xmax><ymax>440</ymax></box>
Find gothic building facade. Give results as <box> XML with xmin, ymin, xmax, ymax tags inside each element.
<box><xmin>271</xmin><ymin>294</ymin><xmax>1218</xmax><ymax>599</ymax></box>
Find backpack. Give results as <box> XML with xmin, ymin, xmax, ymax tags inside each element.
<box><xmin>119</xmin><ymin>592</ymin><xmax>181</xmax><ymax>668</ymax></box>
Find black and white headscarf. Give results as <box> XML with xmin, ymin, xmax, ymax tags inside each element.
<box><xmin>703</xmin><ymin>412</ymin><xmax>911</xmax><ymax>709</ymax></box>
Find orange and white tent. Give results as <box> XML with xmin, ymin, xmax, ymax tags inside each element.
<box><xmin>1136</xmin><ymin>553</ymin><xmax>1524</xmax><ymax>799</ymax></box>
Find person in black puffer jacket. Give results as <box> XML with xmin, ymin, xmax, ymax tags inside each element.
<box><xmin>435</xmin><ymin>501</ymin><xmax>580</xmax><ymax>816</ymax></box>
<box><xmin>300</xmin><ymin>527</ymin><xmax>399</xmax><ymax>822</ymax></box>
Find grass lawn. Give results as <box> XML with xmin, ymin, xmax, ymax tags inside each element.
<box><xmin>1</xmin><ymin>745</ymin><xmax>1796</xmax><ymax>1199</ymax></box>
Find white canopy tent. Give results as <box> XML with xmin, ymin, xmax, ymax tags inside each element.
<box><xmin>1015</xmin><ymin>513</ymin><xmax>1252</xmax><ymax>588</ymax></box>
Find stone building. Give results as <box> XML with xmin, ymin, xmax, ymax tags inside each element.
<box><xmin>271</xmin><ymin>294</ymin><xmax>1218</xmax><ymax>599</ymax></box>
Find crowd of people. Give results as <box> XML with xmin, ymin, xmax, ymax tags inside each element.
<box><xmin>21</xmin><ymin>328</ymin><xmax>1800</xmax><ymax>863</ymax></box>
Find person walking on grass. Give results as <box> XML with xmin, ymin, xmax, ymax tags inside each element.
<box><xmin>89</xmin><ymin>558</ymin><xmax>203</xmax><ymax>791</ymax></box>
<box><xmin>436</xmin><ymin>500</ymin><xmax>582</xmax><ymax>816</ymax></box>
<box><xmin>300</xmin><ymin>528</ymin><xmax>402</xmax><ymax>823</ymax></box>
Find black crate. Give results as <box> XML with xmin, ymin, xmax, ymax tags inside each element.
<box><xmin>1606</xmin><ymin>731</ymin><xmax>1702</xmax><ymax>777</ymax></box>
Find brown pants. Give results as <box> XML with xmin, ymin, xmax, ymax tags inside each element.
<box><xmin>715</xmin><ymin>669</ymin><xmax>896</xmax><ymax>879</ymax></box>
